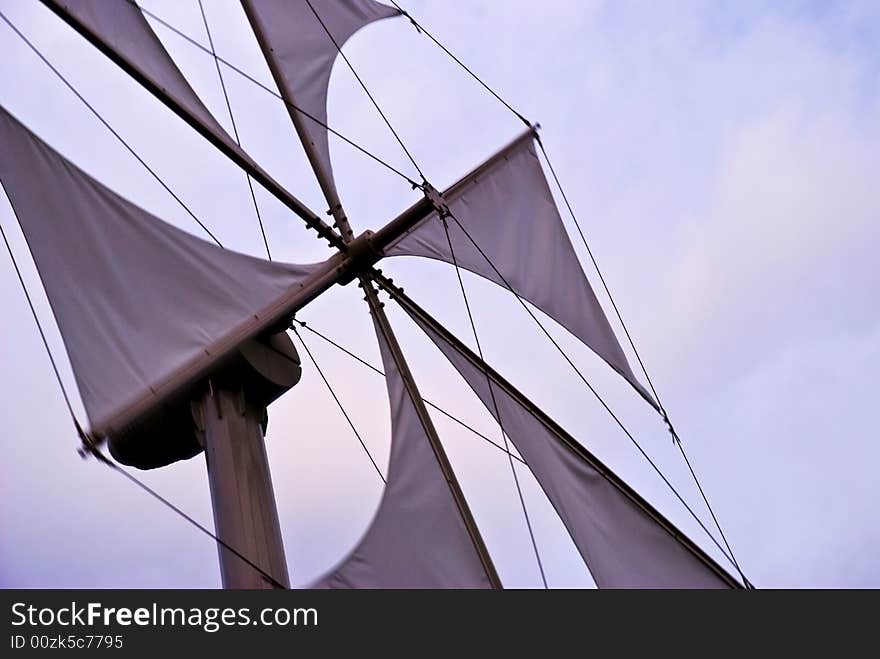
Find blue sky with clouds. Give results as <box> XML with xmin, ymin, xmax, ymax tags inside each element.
<box><xmin>1</xmin><ymin>0</ymin><xmax>878</xmax><ymax>588</ymax></box>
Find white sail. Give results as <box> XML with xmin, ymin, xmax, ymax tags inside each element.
<box><xmin>43</xmin><ymin>0</ymin><xmax>246</xmax><ymax>162</ymax></box>
<box><xmin>383</xmin><ymin>133</ymin><xmax>655</xmax><ymax>406</ymax></box>
<box><xmin>406</xmin><ymin>303</ymin><xmax>734</xmax><ymax>588</ymax></box>
<box><xmin>242</xmin><ymin>0</ymin><xmax>400</xmax><ymax>199</ymax></box>
<box><xmin>311</xmin><ymin>314</ymin><xmax>493</xmax><ymax>589</ymax></box>
<box><xmin>0</xmin><ymin>105</ymin><xmax>321</xmax><ymax>436</ymax></box>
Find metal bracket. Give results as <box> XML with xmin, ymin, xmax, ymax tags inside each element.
<box><xmin>422</xmin><ymin>182</ymin><xmax>450</xmax><ymax>219</ymax></box>
<box><xmin>326</xmin><ymin>203</ymin><xmax>353</xmax><ymax>240</ymax></box>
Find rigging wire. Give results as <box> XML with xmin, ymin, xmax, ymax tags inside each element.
<box><xmin>439</xmin><ymin>215</ymin><xmax>548</xmax><ymax>589</ymax></box>
<box><xmin>384</xmin><ymin>2</ymin><xmax>750</xmax><ymax>584</ymax></box>
<box><xmin>303</xmin><ymin>0</ymin><xmax>426</xmax><ymax>184</ymax></box>
<box><xmin>0</xmin><ymin>10</ymin><xmax>223</xmax><ymax>247</ymax></box>
<box><xmin>293</xmin><ymin>319</ymin><xmax>526</xmax><ymax>465</ymax></box>
<box><xmin>92</xmin><ymin>445</ymin><xmax>287</xmax><ymax>589</ymax></box>
<box><xmin>0</xmin><ymin>190</ymin><xmax>79</xmax><ymax>429</ymax></box>
<box><xmin>0</xmin><ymin>187</ymin><xmax>285</xmax><ymax>590</ymax></box>
<box><xmin>292</xmin><ymin>325</ymin><xmax>386</xmax><ymax>483</ymax></box>
<box><xmin>388</xmin><ymin>1</ymin><xmax>531</xmax><ymax>128</ymax></box>
<box><xmin>131</xmin><ymin>1</ymin><xmax>423</xmax><ymax>191</ymax></box>
<box><xmin>197</xmin><ymin>0</ymin><xmax>271</xmax><ymax>260</ymax></box>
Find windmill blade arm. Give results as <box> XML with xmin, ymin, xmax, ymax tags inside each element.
<box><xmin>240</xmin><ymin>0</ymin><xmax>400</xmax><ymax>233</ymax></box>
<box><xmin>312</xmin><ymin>280</ymin><xmax>500</xmax><ymax>588</ymax></box>
<box><xmin>38</xmin><ymin>0</ymin><xmax>345</xmax><ymax>251</ymax></box>
<box><xmin>371</xmin><ymin>270</ymin><xmax>742</xmax><ymax>589</ymax></box>
<box><xmin>374</xmin><ymin>125</ymin><xmax>656</xmax><ymax>408</ymax></box>
<box><xmin>99</xmin><ymin>251</ymin><xmax>351</xmax><ymax>441</ymax></box>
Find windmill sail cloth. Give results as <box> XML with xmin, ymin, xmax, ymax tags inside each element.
<box><xmin>43</xmin><ymin>0</ymin><xmax>250</xmax><ymax>167</ymax></box>
<box><xmin>384</xmin><ymin>134</ymin><xmax>655</xmax><ymax>408</ymax></box>
<box><xmin>311</xmin><ymin>317</ymin><xmax>492</xmax><ymax>588</ymax></box>
<box><xmin>0</xmin><ymin>105</ymin><xmax>321</xmax><ymax>435</ymax></box>
<box><xmin>407</xmin><ymin>310</ymin><xmax>733</xmax><ymax>588</ymax></box>
<box><xmin>242</xmin><ymin>0</ymin><xmax>399</xmax><ymax>198</ymax></box>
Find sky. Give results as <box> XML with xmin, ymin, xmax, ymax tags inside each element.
<box><xmin>0</xmin><ymin>0</ymin><xmax>878</xmax><ymax>588</ymax></box>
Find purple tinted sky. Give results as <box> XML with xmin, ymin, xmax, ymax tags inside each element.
<box><xmin>1</xmin><ymin>0</ymin><xmax>878</xmax><ymax>588</ymax></box>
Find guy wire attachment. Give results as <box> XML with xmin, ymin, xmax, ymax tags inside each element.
<box><xmin>75</xmin><ymin>419</ymin><xmax>112</xmax><ymax>466</ymax></box>
<box><xmin>422</xmin><ymin>181</ymin><xmax>450</xmax><ymax>219</ymax></box>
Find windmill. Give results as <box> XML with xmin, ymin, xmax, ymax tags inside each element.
<box><xmin>0</xmin><ymin>0</ymin><xmax>751</xmax><ymax>588</ymax></box>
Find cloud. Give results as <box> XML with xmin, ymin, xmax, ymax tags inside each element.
<box><xmin>696</xmin><ymin>323</ymin><xmax>880</xmax><ymax>586</ymax></box>
<box><xmin>661</xmin><ymin>102</ymin><xmax>880</xmax><ymax>388</ymax></box>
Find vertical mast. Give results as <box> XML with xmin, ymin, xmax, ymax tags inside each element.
<box><xmin>194</xmin><ymin>385</ymin><xmax>290</xmax><ymax>589</ymax></box>
<box><xmin>243</xmin><ymin>1</ymin><xmax>501</xmax><ymax>588</ymax></box>
<box><xmin>191</xmin><ymin>333</ymin><xmax>305</xmax><ymax>590</ymax></box>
